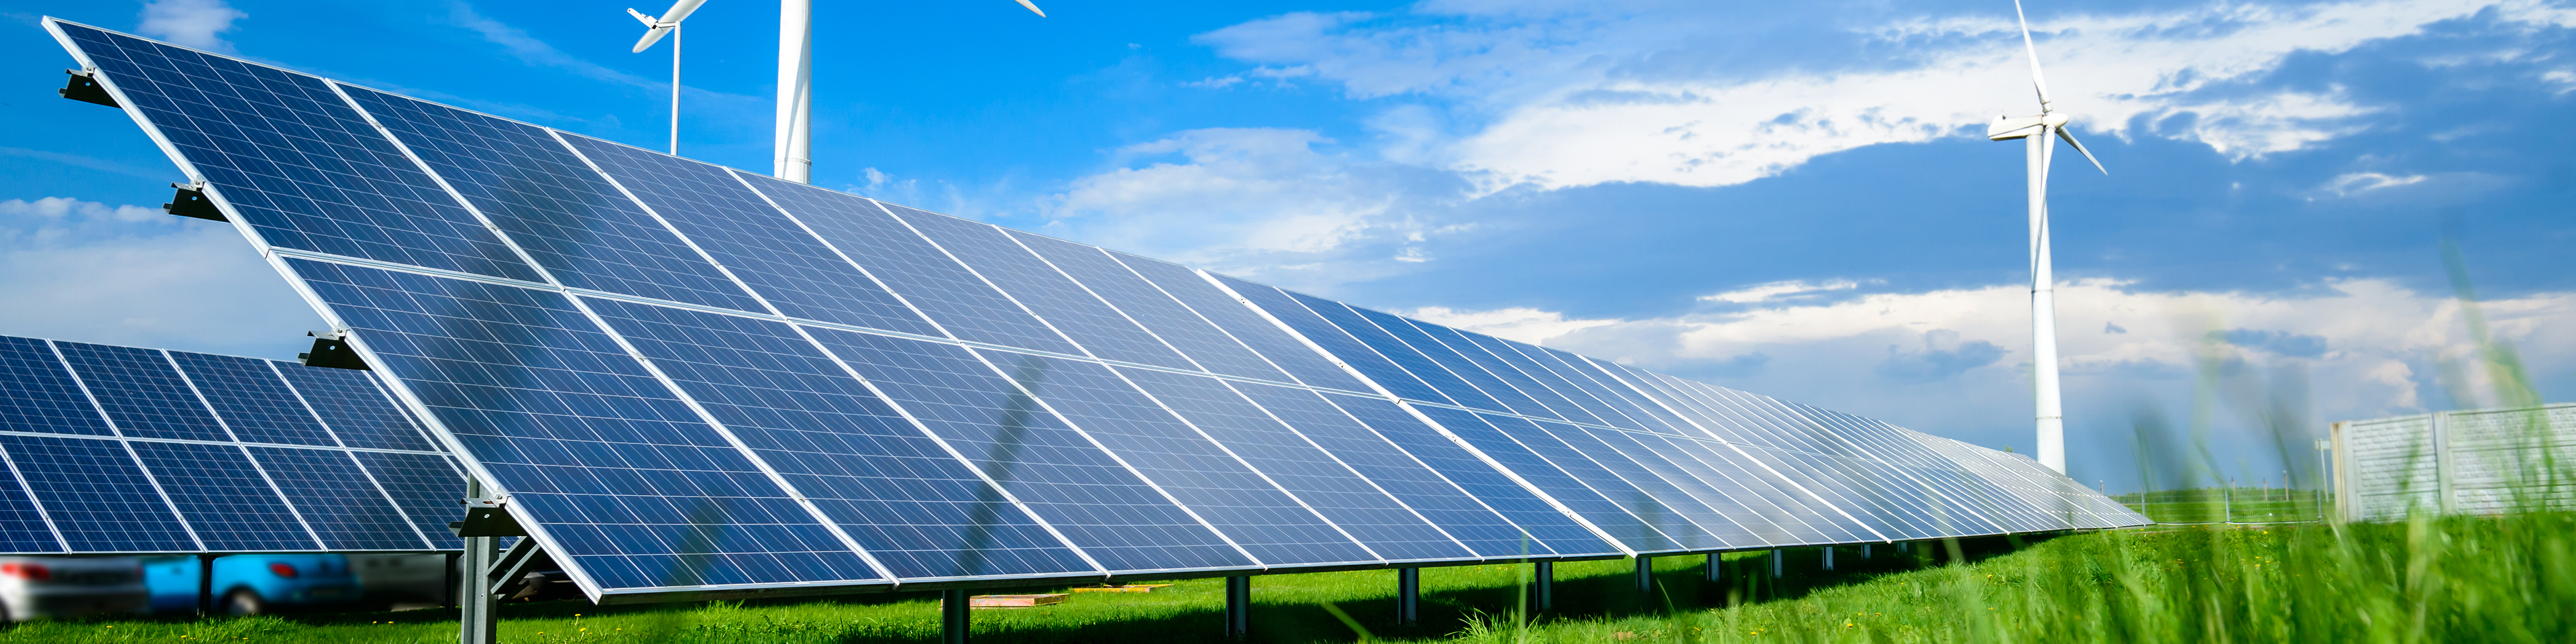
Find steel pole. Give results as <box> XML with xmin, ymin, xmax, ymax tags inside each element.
<box><xmin>668</xmin><ymin>23</ymin><xmax>680</xmax><ymax>155</ymax></box>
<box><xmin>774</xmin><ymin>0</ymin><xmax>812</xmax><ymax>182</ymax></box>
<box><xmin>2030</xmin><ymin>127</ymin><xmax>2066</xmax><ymax>474</ymax></box>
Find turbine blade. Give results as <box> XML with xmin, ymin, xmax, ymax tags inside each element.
<box><xmin>627</xmin><ymin>8</ymin><xmax>659</xmax><ymax>26</ymax></box>
<box><xmin>2012</xmin><ymin>0</ymin><xmax>2053</xmax><ymax>109</ymax></box>
<box><xmin>2057</xmin><ymin>125</ymin><xmax>2107</xmax><ymax>174</ymax></box>
<box><xmin>632</xmin><ymin>26</ymin><xmax>672</xmax><ymax>53</ymax></box>
<box><xmin>1013</xmin><ymin>0</ymin><xmax>1046</xmax><ymax>17</ymax></box>
<box><xmin>658</xmin><ymin>0</ymin><xmax>710</xmax><ymax>24</ymax></box>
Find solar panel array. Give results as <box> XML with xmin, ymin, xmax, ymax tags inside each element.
<box><xmin>0</xmin><ymin>333</ymin><xmax>463</xmax><ymax>554</ymax></box>
<box><xmin>48</xmin><ymin>19</ymin><xmax>2147</xmax><ymax>601</ymax></box>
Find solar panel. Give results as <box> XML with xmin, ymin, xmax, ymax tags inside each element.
<box><xmin>45</xmin><ymin>18</ymin><xmax>2147</xmax><ymax>602</ymax></box>
<box><xmin>0</xmin><ymin>334</ymin><xmax>462</xmax><ymax>554</ymax></box>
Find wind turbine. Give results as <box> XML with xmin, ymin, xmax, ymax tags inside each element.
<box><xmin>629</xmin><ymin>0</ymin><xmax>708</xmax><ymax>155</ymax></box>
<box><xmin>1985</xmin><ymin>0</ymin><xmax>2104</xmax><ymax>476</ymax></box>
<box><xmin>626</xmin><ymin>0</ymin><xmax>1047</xmax><ymax>184</ymax></box>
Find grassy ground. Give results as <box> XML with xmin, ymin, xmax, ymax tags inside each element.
<box><xmin>7</xmin><ymin>511</ymin><xmax>2570</xmax><ymax>643</ymax></box>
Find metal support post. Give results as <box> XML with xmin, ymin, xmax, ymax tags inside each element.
<box><xmin>1395</xmin><ymin>567</ymin><xmax>1419</xmax><ymax>627</ymax></box>
<box><xmin>1768</xmin><ymin>549</ymin><xmax>1783</xmax><ymax>578</ymax></box>
<box><xmin>1531</xmin><ymin>561</ymin><xmax>1553</xmax><ymax>612</ymax></box>
<box><xmin>1224</xmin><ymin>576</ymin><xmax>1250</xmax><ymax>639</ymax></box>
<box><xmin>196</xmin><ymin>553</ymin><xmax>217</xmax><ymax>616</ymax></box>
<box><xmin>1634</xmin><ymin>555</ymin><xmax>1654</xmax><ymax>594</ymax></box>
<box><xmin>1821</xmin><ymin>546</ymin><xmax>1835</xmax><ymax>571</ymax></box>
<box><xmin>459</xmin><ymin>478</ymin><xmax>500</xmax><ymax>644</ymax></box>
<box><xmin>1862</xmin><ymin>543</ymin><xmax>1872</xmax><ymax>559</ymax></box>
<box><xmin>1705</xmin><ymin>553</ymin><xmax>1723</xmax><ymax>582</ymax></box>
<box><xmin>941</xmin><ymin>589</ymin><xmax>970</xmax><ymax>644</ymax></box>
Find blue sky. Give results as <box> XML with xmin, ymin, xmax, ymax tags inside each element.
<box><xmin>3</xmin><ymin>0</ymin><xmax>2571</xmax><ymax>492</ymax></box>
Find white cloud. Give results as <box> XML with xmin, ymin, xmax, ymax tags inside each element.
<box><xmin>1195</xmin><ymin>1</ymin><xmax>2565</xmax><ymax>192</ymax></box>
<box><xmin>2317</xmin><ymin>171</ymin><xmax>2429</xmax><ymax>196</ymax></box>
<box><xmin>0</xmin><ymin>197</ymin><xmax>321</xmax><ymax>357</ymax></box>
<box><xmin>1419</xmin><ymin>278</ymin><xmax>2573</xmax><ymax>458</ymax></box>
<box><xmin>1697</xmin><ymin>279</ymin><xmax>1862</xmax><ymax>304</ymax></box>
<box><xmin>0</xmin><ymin>197</ymin><xmax>162</xmax><ymax>223</ymax></box>
<box><xmin>1043</xmin><ymin>127</ymin><xmax>1466</xmax><ymax>288</ymax></box>
<box><xmin>137</xmin><ymin>0</ymin><xmax>246</xmax><ymax>52</ymax></box>
<box><xmin>1405</xmin><ymin>305</ymin><xmax>1617</xmax><ymax>344</ymax></box>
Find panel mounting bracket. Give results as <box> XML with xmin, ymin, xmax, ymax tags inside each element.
<box><xmin>164</xmin><ymin>182</ymin><xmax>226</xmax><ymax>222</ymax></box>
<box><xmin>298</xmin><ymin>330</ymin><xmax>371</xmax><ymax>371</ymax></box>
<box><xmin>451</xmin><ymin>494</ymin><xmax>525</xmax><ymax>537</ymax></box>
<box><xmin>59</xmin><ymin>68</ymin><xmax>116</xmax><ymax>107</ymax></box>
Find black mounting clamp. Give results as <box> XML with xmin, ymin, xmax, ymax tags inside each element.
<box><xmin>60</xmin><ymin>68</ymin><xmax>116</xmax><ymax>107</ymax></box>
<box><xmin>164</xmin><ymin>183</ymin><xmax>225</xmax><ymax>222</ymax></box>
<box><xmin>298</xmin><ymin>330</ymin><xmax>370</xmax><ymax>370</ymax></box>
<box><xmin>451</xmin><ymin>496</ymin><xmax>527</xmax><ymax>538</ymax></box>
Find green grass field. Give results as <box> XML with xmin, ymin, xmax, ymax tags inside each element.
<box><xmin>7</xmin><ymin>509</ymin><xmax>2570</xmax><ymax>644</ymax></box>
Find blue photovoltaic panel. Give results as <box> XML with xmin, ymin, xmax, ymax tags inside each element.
<box><xmin>52</xmin><ymin>23</ymin><xmax>537</xmax><ymax>282</ymax></box>
<box><xmin>1411</xmin><ymin>406</ymin><xmax>1681</xmax><ymax>552</ymax></box>
<box><xmin>900</xmin><ymin>214</ymin><xmax>1195</xmax><ymax>370</ymax></box>
<box><xmin>0</xmin><ymin>336</ymin><xmax>111</xmax><ymax>436</ymax></box>
<box><xmin>51</xmin><ymin>19</ymin><xmax>2149</xmax><ymax>594</ymax></box>
<box><xmin>1230</xmin><ymin>382</ymin><xmax>1561</xmax><ymax>558</ymax></box>
<box><xmin>0</xmin><ymin>463</ymin><xmax>57</xmax><ymax>553</ymax></box>
<box><xmin>1010</xmin><ymin>232</ymin><xmax>1293</xmax><ymax>384</ymax></box>
<box><xmin>285</xmin><ymin>259</ymin><xmax>880</xmax><ymax>586</ymax></box>
<box><xmin>341</xmin><ymin>87</ymin><xmax>764</xmax><ymax>313</ymax></box>
<box><xmin>739</xmin><ymin>174</ymin><xmax>1076</xmax><ymax>354</ymax></box>
<box><xmin>1324</xmin><ymin>394</ymin><xmax>1610</xmax><ymax>555</ymax></box>
<box><xmin>129</xmin><ymin>441</ymin><xmax>316</xmax><ymax>551</ymax></box>
<box><xmin>560</xmin><ymin>136</ymin><xmax>938</xmax><ymax>337</ymax></box>
<box><xmin>353</xmin><ymin>451</ymin><xmax>470</xmax><ymax>550</ymax></box>
<box><xmin>805</xmin><ymin>328</ymin><xmax>1251</xmax><ymax>573</ymax></box>
<box><xmin>1438</xmin><ymin>330</ymin><xmax>1610</xmax><ymax>426</ymax></box>
<box><xmin>54</xmin><ymin>343</ymin><xmax>230</xmax><ymax>442</ymax></box>
<box><xmin>1</xmin><ymin>435</ymin><xmax>195</xmax><ymax>551</ymax></box>
<box><xmin>1210</xmin><ymin>276</ymin><xmax>1450</xmax><ymax>403</ymax></box>
<box><xmin>1478</xmin><ymin>413</ymin><xmax>1733</xmax><ymax>549</ymax></box>
<box><xmin>967</xmin><ymin>347</ymin><xmax>1377</xmax><ymax>567</ymax></box>
<box><xmin>1300</xmin><ymin>294</ymin><xmax>1512</xmax><ymax>413</ymax></box>
<box><xmin>1377</xmin><ymin>315</ymin><xmax>1561</xmax><ymax>420</ymax></box>
<box><xmin>0</xmin><ymin>334</ymin><xmax>463</xmax><ymax>555</ymax></box>
<box><xmin>248</xmin><ymin>447</ymin><xmax>428</xmax><ymax>550</ymax></box>
<box><xmin>1116</xmin><ymin>367</ymin><xmax>1470</xmax><ymax>562</ymax></box>
<box><xmin>274</xmin><ymin>364</ymin><xmax>436</xmax><ymax>451</ymax></box>
<box><xmin>1120</xmin><ymin>259</ymin><xmax>1370</xmax><ymax>392</ymax></box>
<box><xmin>584</xmin><ymin>298</ymin><xmax>1096</xmax><ymax>580</ymax></box>
<box><xmin>168</xmin><ymin>352</ymin><xmax>337</xmax><ymax>446</ymax></box>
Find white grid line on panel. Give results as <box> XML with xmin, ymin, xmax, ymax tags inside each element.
<box><xmin>542</xmin><ymin>131</ymin><xmax>898</xmax><ymax>584</ymax></box>
<box><xmin>42</xmin><ymin>339</ymin><xmax>207</xmax><ymax>551</ymax></box>
<box><xmin>157</xmin><ymin>350</ymin><xmax>333</xmax><ymax>550</ymax></box>
<box><xmin>265</xmin><ymin>361</ymin><xmax>447</xmax><ymax>548</ymax></box>
<box><xmin>1193</xmin><ymin>272</ymin><xmax>1633</xmax><ymax>556</ymax></box>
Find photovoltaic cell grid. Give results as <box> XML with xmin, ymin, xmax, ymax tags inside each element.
<box><xmin>48</xmin><ymin>19</ymin><xmax>2147</xmax><ymax>600</ymax></box>
<box><xmin>0</xmin><ymin>334</ymin><xmax>464</xmax><ymax>553</ymax></box>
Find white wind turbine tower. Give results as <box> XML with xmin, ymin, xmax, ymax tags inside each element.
<box><xmin>1986</xmin><ymin>0</ymin><xmax>2104</xmax><ymax>476</ymax></box>
<box><xmin>628</xmin><ymin>0</ymin><xmax>1047</xmax><ymax>183</ymax></box>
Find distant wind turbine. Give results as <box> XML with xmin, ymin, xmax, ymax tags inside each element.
<box><xmin>626</xmin><ymin>0</ymin><xmax>1047</xmax><ymax>183</ymax></box>
<box><xmin>1985</xmin><ymin>0</ymin><xmax>2105</xmax><ymax>476</ymax></box>
<box><xmin>628</xmin><ymin>0</ymin><xmax>707</xmax><ymax>155</ymax></box>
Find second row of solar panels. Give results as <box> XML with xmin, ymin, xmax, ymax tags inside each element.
<box><xmin>0</xmin><ymin>335</ymin><xmax>462</xmax><ymax>553</ymax></box>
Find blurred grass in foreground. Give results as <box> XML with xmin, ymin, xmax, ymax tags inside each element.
<box><xmin>7</xmin><ymin>511</ymin><xmax>2571</xmax><ymax>643</ymax></box>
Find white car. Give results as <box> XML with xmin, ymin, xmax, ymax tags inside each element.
<box><xmin>0</xmin><ymin>556</ymin><xmax>148</xmax><ymax>621</ymax></box>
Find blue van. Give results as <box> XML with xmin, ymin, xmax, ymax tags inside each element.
<box><xmin>144</xmin><ymin>554</ymin><xmax>359</xmax><ymax>614</ymax></box>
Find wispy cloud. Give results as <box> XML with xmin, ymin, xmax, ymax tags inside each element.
<box><xmin>443</xmin><ymin>1</ymin><xmax>660</xmax><ymax>91</ymax></box>
<box><xmin>136</xmin><ymin>0</ymin><xmax>246</xmax><ymax>52</ymax></box>
<box><xmin>1697</xmin><ymin>279</ymin><xmax>1862</xmax><ymax>305</ymax></box>
<box><xmin>1193</xmin><ymin>1</ymin><xmax>2571</xmax><ymax>193</ymax></box>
